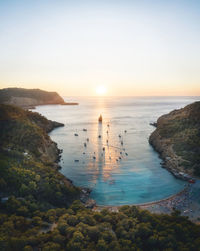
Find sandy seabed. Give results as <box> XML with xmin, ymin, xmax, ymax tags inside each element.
<box><xmin>94</xmin><ymin>180</ymin><xmax>200</xmax><ymax>224</ymax></box>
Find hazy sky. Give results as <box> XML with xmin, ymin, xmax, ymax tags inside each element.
<box><xmin>0</xmin><ymin>0</ymin><xmax>200</xmax><ymax>96</ymax></box>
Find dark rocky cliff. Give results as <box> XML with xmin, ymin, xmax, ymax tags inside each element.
<box><xmin>149</xmin><ymin>101</ymin><xmax>200</xmax><ymax>178</ymax></box>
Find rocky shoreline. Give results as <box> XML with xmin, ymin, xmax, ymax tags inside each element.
<box><xmin>36</xmin><ymin>120</ymin><xmax>64</xmax><ymax>167</ymax></box>
<box><xmin>149</xmin><ymin>132</ymin><xmax>193</xmax><ymax>181</ymax></box>
<box><xmin>148</xmin><ymin>105</ymin><xmax>198</xmax><ymax>181</ymax></box>
<box><xmin>79</xmin><ymin>188</ymin><xmax>96</xmax><ymax>208</ymax></box>
<box><xmin>46</xmin><ymin>123</ymin><xmax>93</xmax><ymax>206</ymax></box>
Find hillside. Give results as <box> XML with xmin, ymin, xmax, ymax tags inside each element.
<box><xmin>149</xmin><ymin>101</ymin><xmax>200</xmax><ymax>178</ymax></box>
<box><xmin>0</xmin><ymin>104</ymin><xmax>200</xmax><ymax>251</ymax></box>
<box><xmin>0</xmin><ymin>105</ymin><xmax>80</xmax><ymax>209</ymax></box>
<box><xmin>0</xmin><ymin>88</ymin><xmax>78</xmax><ymax>108</ymax></box>
<box><xmin>0</xmin><ymin>104</ymin><xmax>65</xmax><ymax>164</ymax></box>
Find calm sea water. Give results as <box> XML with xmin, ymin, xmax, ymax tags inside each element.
<box><xmin>34</xmin><ymin>96</ymin><xmax>199</xmax><ymax>205</ymax></box>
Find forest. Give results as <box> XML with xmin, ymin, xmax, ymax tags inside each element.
<box><xmin>0</xmin><ymin>104</ymin><xmax>200</xmax><ymax>251</ymax></box>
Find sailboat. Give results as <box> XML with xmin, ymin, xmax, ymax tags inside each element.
<box><xmin>98</xmin><ymin>114</ymin><xmax>102</xmax><ymax>123</ymax></box>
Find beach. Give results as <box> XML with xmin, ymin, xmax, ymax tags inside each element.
<box><xmin>140</xmin><ymin>180</ymin><xmax>200</xmax><ymax>223</ymax></box>
<box><xmin>93</xmin><ymin>180</ymin><xmax>200</xmax><ymax>223</ymax></box>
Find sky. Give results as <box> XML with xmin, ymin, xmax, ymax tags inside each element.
<box><xmin>0</xmin><ymin>0</ymin><xmax>200</xmax><ymax>96</ymax></box>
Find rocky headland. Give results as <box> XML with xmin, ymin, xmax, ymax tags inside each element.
<box><xmin>0</xmin><ymin>104</ymin><xmax>90</xmax><ymax>208</ymax></box>
<box><xmin>0</xmin><ymin>87</ymin><xmax>78</xmax><ymax>109</ymax></box>
<box><xmin>0</xmin><ymin>104</ymin><xmax>65</xmax><ymax>167</ymax></box>
<box><xmin>149</xmin><ymin>101</ymin><xmax>200</xmax><ymax>180</ymax></box>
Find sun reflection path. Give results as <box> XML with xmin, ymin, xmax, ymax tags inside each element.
<box><xmin>82</xmin><ymin>98</ymin><xmax>129</xmax><ymax>187</ymax></box>
<box><xmin>85</xmin><ymin>119</ymin><xmax>128</xmax><ymax>186</ymax></box>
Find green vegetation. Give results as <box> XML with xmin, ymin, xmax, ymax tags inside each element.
<box><xmin>0</xmin><ymin>104</ymin><xmax>80</xmax><ymax>248</ymax></box>
<box><xmin>151</xmin><ymin>101</ymin><xmax>200</xmax><ymax>176</ymax></box>
<box><xmin>0</xmin><ymin>104</ymin><xmax>63</xmax><ymax>160</ymax></box>
<box><xmin>0</xmin><ymin>152</ymin><xmax>79</xmax><ymax>208</ymax></box>
<box><xmin>1</xmin><ymin>104</ymin><xmax>200</xmax><ymax>250</ymax></box>
<box><xmin>1</xmin><ymin>201</ymin><xmax>200</xmax><ymax>251</ymax></box>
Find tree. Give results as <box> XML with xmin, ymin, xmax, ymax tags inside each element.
<box><xmin>24</xmin><ymin>245</ymin><xmax>33</xmax><ymax>251</ymax></box>
<box><xmin>66</xmin><ymin>231</ymin><xmax>84</xmax><ymax>251</ymax></box>
<box><xmin>96</xmin><ymin>239</ymin><xmax>107</xmax><ymax>251</ymax></box>
<box><xmin>67</xmin><ymin>215</ymin><xmax>78</xmax><ymax>226</ymax></box>
<box><xmin>42</xmin><ymin>242</ymin><xmax>61</xmax><ymax>251</ymax></box>
<box><xmin>58</xmin><ymin>222</ymin><xmax>69</xmax><ymax>235</ymax></box>
<box><xmin>17</xmin><ymin>206</ymin><xmax>29</xmax><ymax>217</ymax></box>
<box><xmin>32</xmin><ymin>216</ymin><xmax>42</xmax><ymax>226</ymax></box>
<box><xmin>19</xmin><ymin>184</ymin><xmax>29</xmax><ymax>196</ymax></box>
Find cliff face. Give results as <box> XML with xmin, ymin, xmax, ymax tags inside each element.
<box><xmin>0</xmin><ymin>88</ymin><xmax>65</xmax><ymax>108</ymax></box>
<box><xmin>149</xmin><ymin>102</ymin><xmax>200</xmax><ymax>178</ymax></box>
<box><xmin>0</xmin><ymin>104</ymin><xmax>64</xmax><ymax>165</ymax></box>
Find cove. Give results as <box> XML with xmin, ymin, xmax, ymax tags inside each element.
<box><xmin>34</xmin><ymin>96</ymin><xmax>199</xmax><ymax>205</ymax></box>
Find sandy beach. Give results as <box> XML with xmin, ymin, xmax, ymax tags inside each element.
<box><xmin>93</xmin><ymin>179</ymin><xmax>200</xmax><ymax>224</ymax></box>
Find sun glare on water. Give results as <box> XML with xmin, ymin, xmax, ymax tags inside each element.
<box><xmin>96</xmin><ymin>86</ymin><xmax>107</xmax><ymax>96</ymax></box>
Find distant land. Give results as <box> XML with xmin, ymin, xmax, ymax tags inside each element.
<box><xmin>150</xmin><ymin>101</ymin><xmax>200</xmax><ymax>179</ymax></box>
<box><xmin>0</xmin><ymin>87</ymin><xmax>78</xmax><ymax>109</ymax></box>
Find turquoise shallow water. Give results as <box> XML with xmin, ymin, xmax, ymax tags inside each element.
<box><xmin>34</xmin><ymin>96</ymin><xmax>199</xmax><ymax>205</ymax></box>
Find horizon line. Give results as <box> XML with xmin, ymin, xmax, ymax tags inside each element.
<box><xmin>63</xmin><ymin>95</ymin><xmax>200</xmax><ymax>98</ymax></box>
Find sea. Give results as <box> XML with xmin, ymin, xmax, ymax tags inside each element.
<box><xmin>33</xmin><ymin>96</ymin><xmax>200</xmax><ymax>206</ymax></box>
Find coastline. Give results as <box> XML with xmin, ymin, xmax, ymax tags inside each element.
<box><xmin>93</xmin><ymin>185</ymin><xmax>188</xmax><ymax>209</ymax></box>
<box><xmin>45</xmin><ymin>120</ymin><xmax>93</xmax><ymax>206</ymax></box>
<box><xmin>139</xmin><ymin>180</ymin><xmax>200</xmax><ymax>223</ymax></box>
<box><xmin>91</xmin><ymin>126</ymin><xmax>200</xmax><ymax>223</ymax></box>
<box><xmin>91</xmin><ymin>117</ymin><xmax>200</xmax><ymax>223</ymax></box>
<box><xmin>149</xmin><ymin>137</ymin><xmax>194</xmax><ymax>182</ymax></box>
<box><xmin>149</xmin><ymin>102</ymin><xmax>200</xmax><ymax>180</ymax></box>
<box><xmin>44</xmin><ymin>102</ymin><xmax>200</xmax><ymax>223</ymax></box>
<box><xmin>93</xmin><ymin>181</ymin><xmax>200</xmax><ymax>223</ymax></box>
<box><xmin>92</xmin><ymin>115</ymin><xmax>200</xmax><ymax>222</ymax></box>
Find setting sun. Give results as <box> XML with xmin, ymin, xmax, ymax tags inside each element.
<box><xmin>96</xmin><ymin>86</ymin><xmax>107</xmax><ymax>96</ymax></box>
<box><xmin>0</xmin><ymin>1</ymin><xmax>200</xmax><ymax>247</ymax></box>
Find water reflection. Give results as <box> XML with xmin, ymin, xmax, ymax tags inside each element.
<box><xmin>86</xmin><ymin>118</ymin><xmax>125</xmax><ymax>185</ymax></box>
<box><xmin>85</xmin><ymin>97</ymin><xmax>117</xmax><ymax>184</ymax></box>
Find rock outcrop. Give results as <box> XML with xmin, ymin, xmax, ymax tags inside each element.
<box><xmin>149</xmin><ymin>101</ymin><xmax>200</xmax><ymax>179</ymax></box>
